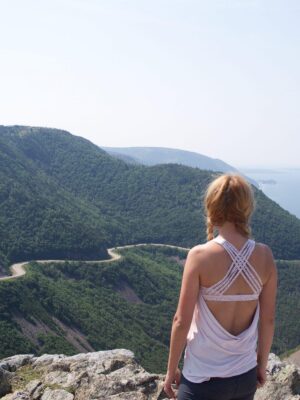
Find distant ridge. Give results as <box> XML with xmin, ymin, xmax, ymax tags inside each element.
<box><xmin>101</xmin><ymin>146</ymin><xmax>258</xmax><ymax>187</ymax></box>
<box><xmin>101</xmin><ymin>146</ymin><xmax>237</xmax><ymax>170</ymax></box>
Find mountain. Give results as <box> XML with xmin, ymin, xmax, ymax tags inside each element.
<box><xmin>101</xmin><ymin>146</ymin><xmax>239</xmax><ymax>170</ymax></box>
<box><xmin>104</xmin><ymin>150</ymin><xmax>141</xmax><ymax>165</ymax></box>
<box><xmin>101</xmin><ymin>146</ymin><xmax>258</xmax><ymax>187</ymax></box>
<box><xmin>0</xmin><ymin>127</ymin><xmax>110</xmax><ymax>269</ymax></box>
<box><xmin>0</xmin><ymin>125</ymin><xmax>299</xmax><ymax>269</ymax></box>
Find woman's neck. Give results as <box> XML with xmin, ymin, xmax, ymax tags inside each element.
<box><xmin>216</xmin><ymin>222</ymin><xmax>247</xmax><ymax>242</ymax></box>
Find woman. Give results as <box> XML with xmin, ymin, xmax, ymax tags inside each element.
<box><xmin>164</xmin><ymin>173</ymin><xmax>277</xmax><ymax>400</ymax></box>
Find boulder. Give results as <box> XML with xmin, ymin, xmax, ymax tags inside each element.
<box><xmin>0</xmin><ymin>355</ymin><xmax>34</xmax><ymax>372</ymax></box>
<box><xmin>41</xmin><ymin>388</ymin><xmax>74</xmax><ymax>400</ymax></box>
<box><xmin>0</xmin><ymin>349</ymin><xmax>167</xmax><ymax>399</ymax></box>
<box><xmin>0</xmin><ymin>367</ymin><xmax>12</xmax><ymax>397</ymax></box>
<box><xmin>255</xmin><ymin>353</ymin><xmax>300</xmax><ymax>400</ymax></box>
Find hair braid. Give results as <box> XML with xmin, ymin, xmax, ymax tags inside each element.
<box><xmin>206</xmin><ymin>218</ymin><xmax>214</xmax><ymax>241</ymax></box>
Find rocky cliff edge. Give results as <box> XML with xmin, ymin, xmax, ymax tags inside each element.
<box><xmin>0</xmin><ymin>350</ymin><xmax>299</xmax><ymax>399</ymax></box>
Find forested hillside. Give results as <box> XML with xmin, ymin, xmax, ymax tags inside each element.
<box><xmin>0</xmin><ymin>125</ymin><xmax>300</xmax><ymax>271</ymax></box>
<box><xmin>0</xmin><ymin>129</ymin><xmax>110</xmax><ymax>269</ymax></box>
<box><xmin>0</xmin><ymin>245</ymin><xmax>298</xmax><ymax>373</ymax></box>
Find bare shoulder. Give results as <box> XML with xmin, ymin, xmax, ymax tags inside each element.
<box><xmin>188</xmin><ymin>244</ymin><xmax>205</xmax><ymax>257</ymax></box>
<box><xmin>189</xmin><ymin>241</ymin><xmax>213</xmax><ymax>252</ymax></box>
<box><xmin>256</xmin><ymin>242</ymin><xmax>277</xmax><ymax>281</ymax></box>
<box><xmin>187</xmin><ymin>242</ymin><xmax>214</xmax><ymax>264</ymax></box>
<box><xmin>255</xmin><ymin>242</ymin><xmax>275</xmax><ymax>261</ymax></box>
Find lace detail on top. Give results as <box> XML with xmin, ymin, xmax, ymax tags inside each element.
<box><xmin>201</xmin><ymin>235</ymin><xmax>263</xmax><ymax>301</ymax></box>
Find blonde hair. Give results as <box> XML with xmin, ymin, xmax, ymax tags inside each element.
<box><xmin>203</xmin><ymin>172</ymin><xmax>256</xmax><ymax>241</ymax></box>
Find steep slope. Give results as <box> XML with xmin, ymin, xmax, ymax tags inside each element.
<box><xmin>0</xmin><ymin>245</ymin><xmax>186</xmax><ymax>372</ymax></box>
<box><xmin>0</xmin><ymin>129</ymin><xmax>111</xmax><ymax>269</ymax></box>
<box><xmin>0</xmin><ymin>245</ymin><xmax>299</xmax><ymax>374</ymax></box>
<box><xmin>1</xmin><ymin>125</ymin><xmax>298</xmax><ymax>259</ymax></box>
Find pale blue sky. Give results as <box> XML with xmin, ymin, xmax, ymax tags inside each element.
<box><xmin>1</xmin><ymin>0</ymin><xmax>299</xmax><ymax>168</ymax></box>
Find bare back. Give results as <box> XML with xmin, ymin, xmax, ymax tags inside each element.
<box><xmin>195</xmin><ymin>236</ymin><xmax>270</xmax><ymax>336</ymax></box>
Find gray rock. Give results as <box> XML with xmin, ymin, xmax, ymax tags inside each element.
<box><xmin>2</xmin><ymin>350</ymin><xmax>299</xmax><ymax>400</ymax></box>
<box><xmin>255</xmin><ymin>353</ymin><xmax>300</xmax><ymax>400</ymax></box>
<box><xmin>0</xmin><ymin>395</ymin><xmax>14</xmax><ymax>400</ymax></box>
<box><xmin>41</xmin><ymin>388</ymin><xmax>74</xmax><ymax>400</ymax></box>
<box><xmin>25</xmin><ymin>380</ymin><xmax>44</xmax><ymax>399</ymax></box>
<box><xmin>0</xmin><ymin>355</ymin><xmax>35</xmax><ymax>372</ymax></box>
<box><xmin>0</xmin><ymin>367</ymin><xmax>12</xmax><ymax>397</ymax></box>
<box><xmin>266</xmin><ymin>353</ymin><xmax>282</xmax><ymax>374</ymax></box>
<box><xmin>2</xmin><ymin>392</ymin><xmax>31</xmax><ymax>400</ymax></box>
<box><xmin>0</xmin><ymin>349</ymin><xmax>166</xmax><ymax>399</ymax></box>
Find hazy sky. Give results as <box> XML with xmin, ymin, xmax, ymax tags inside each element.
<box><xmin>1</xmin><ymin>0</ymin><xmax>299</xmax><ymax>168</ymax></box>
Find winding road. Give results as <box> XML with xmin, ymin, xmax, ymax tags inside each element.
<box><xmin>2</xmin><ymin>244</ymin><xmax>300</xmax><ymax>366</ymax></box>
<box><xmin>0</xmin><ymin>243</ymin><xmax>190</xmax><ymax>281</ymax></box>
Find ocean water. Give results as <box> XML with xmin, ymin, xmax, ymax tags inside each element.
<box><xmin>240</xmin><ymin>168</ymin><xmax>300</xmax><ymax>220</ymax></box>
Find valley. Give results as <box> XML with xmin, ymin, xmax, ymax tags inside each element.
<box><xmin>0</xmin><ymin>125</ymin><xmax>299</xmax><ymax>374</ymax></box>
<box><xmin>0</xmin><ymin>243</ymin><xmax>299</xmax><ymax>373</ymax></box>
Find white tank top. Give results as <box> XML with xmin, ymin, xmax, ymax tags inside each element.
<box><xmin>181</xmin><ymin>235</ymin><xmax>263</xmax><ymax>383</ymax></box>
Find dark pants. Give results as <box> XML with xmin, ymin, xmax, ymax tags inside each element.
<box><xmin>177</xmin><ymin>365</ymin><xmax>257</xmax><ymax>400</ymax></box>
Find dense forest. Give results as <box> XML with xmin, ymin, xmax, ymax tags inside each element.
<box><xmin>0</xmin><ymin>245</ymin><xmax>298</xmax><ymax>373</ymax></box>
<box><xmin>0</xmin><ymin>125</ymin><xmax>299</xmax><ymax>367</ymax></box>
<box><xmin>0</xmin><ymin>125</ymin><xmax>300</xmax><ymax>272</ymax></box>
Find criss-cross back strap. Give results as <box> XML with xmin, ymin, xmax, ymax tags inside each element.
<box><xmin>205</xmin><ymin>237</ymin><xmax>263</xmax><ymax>297</ymax></box>
<box><xmin>221</xmin><ymin>240</ymin><xmax>263</xmax><ymax>294</ymax></box>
